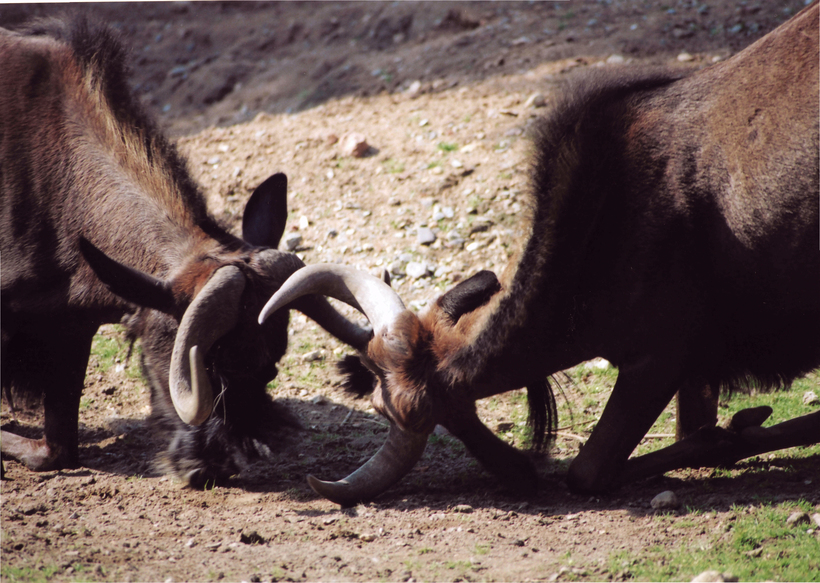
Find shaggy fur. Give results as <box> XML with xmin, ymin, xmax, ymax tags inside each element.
<box><xmin>339</xmin><ymin>2</ymin><xmax>818</xmax><ymax>496</ymax></box>
<box><xmin>1</xmin><ymin>18</ymin><xmax>361</xmax><ymax>485</ymax></box>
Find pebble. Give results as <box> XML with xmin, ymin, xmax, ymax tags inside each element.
<box><xmin>301</xmin><ymin>350</ymin><xmax>323</xmax><ymax>363</ymax></box>
<box><xmin>310</xmin><ymin>394</ymin><xmax>327</xmax><ymax>405</ymax></box>
<box><xmin>650</xmin><ymin>490</ymin><xmax>679</xmax><ymax>510</ymax></box>
<box><xmin>785</xmin><ymin>511</ymin><xmax>810</xmax><ymax>526</ymax></box>
<box><xmin>417</xmin><ymin>227</ymin><xmax>437</xmax><ymax>245</ymax></box>
<box><xmin>406</xmin><ymin>80</ymin><xmax>422</xmax><ymax>95</ymax></box>
<box><xmin>298</xmin><ymin>215</ymin><xmax>310</xmax><ymax>230</ymax></box>
<box><xmin>524</xmin><ymin>93</ymin><xmax>547</xmax><ymax>108</ymax></box>
<box><xmin>803</xmin><ymin>390</ymin><xmax>819</xmax><ymax>406</ymax></box>
<box><xmin>812</xmin><ymin>513</ymin><xmax>820</xmax><ymax>528</ymax></box>
<box><xmin>359</xmin><ymin>533</ymin><xmax>376</xmax><ymax>542</ymax></box>
<box><xmin>405</xmin><ymin>261</ymin><xmax>430</xmax><ymax>279</ymax></box>
<box><xmin>606</xmin><ymin>54</ymin><xmax>626</xmax><ymax>65</ymax></box>
<box><xmin>340</xmin><ymin>132</ymin><xmax>369</xmax><ymax>158</ymax></box>
<box><xmin>691</xmin><ymin>571</ymin><xmax>738</xmax><ymax>582</ymax></box>
<box><xmin>453</xmin><ymin>504</ymin><xmax>474</xmax><ymax>514</ymax></box>
<box><xmin>389</xmin><ymin>260</ymin><xmax>407</xmax><ymax>276</ymax></box>
<box><xmin>677</xmin><ymin>52</ymin><xmax>695</xmax><ymax>62</ymax></box>
<box><xmin>284</xmin><ymin>232</ymin><xmax>302</xmax><ymax>251</ymax></box>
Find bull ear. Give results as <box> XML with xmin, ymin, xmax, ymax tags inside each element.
<box><xmin>242</xmin><ymin>172</ymin><xmax>288</xmax><ymax>248</ymax></box>
<box><xmin>438</xmin><ymin>270</ymin><xmax>501</xmax><ymax>323</ymax></box>
<box><xmin>79</xmin><ymin>237</ymin><xmax>178</xmax><ymax>314</ymax></box>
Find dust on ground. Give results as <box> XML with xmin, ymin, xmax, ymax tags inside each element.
<box><xmin>2</xmin><ymin>2</ymin><xmax>818</xmax><ymax>582</ymax></box>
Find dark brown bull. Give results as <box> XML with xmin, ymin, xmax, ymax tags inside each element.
<box><xmin>0</xmin><ymin>19</ymin><xmax>369</xmax><ymax>485</ymax></box>
<box><xmin>260</xmin><ymin>2</ymin><xmax>820</xmax><ymax>505</ymax></box>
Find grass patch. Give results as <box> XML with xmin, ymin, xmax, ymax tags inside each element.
<box><xmin>608</xmin><ymin>500</ymin><xmax>820</xmax><ymax>581</ymax></box>
<box><xmin>436</xmin><ymin>142</ymin><xmax>458</xmax><ymax>152</ymax></box>
<box><xmin>0</xmin><ymin>565</ymin><xmax>62</xmax><ymax>583</ymax></box>
<box><xmin>382</xmin><ymin>158</ymin><xmax>405</xmax><ymax>174</ymax></box>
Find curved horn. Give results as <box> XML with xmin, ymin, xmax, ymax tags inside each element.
<box><xmin>307</xmin><ymin>424</ymin><xmax>430</xmax><ymax>506</ymax></box>
<box><xmin>258</xmin><ymin>264</ymin><xmax>405</xmax><ymax>335</ymax></box>
<box><xmin>169</xmin><ymin>265</ymin><xmax>246</xmax><ymax>425</ymax></box>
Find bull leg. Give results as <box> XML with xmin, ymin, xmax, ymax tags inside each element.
<box><xmin>621</xmin><ymin>408</ymin><xmax>820</xmax><ymax>483</ymax></box>
<box><xmin>1</xmin><ymin>326</ymin><xmax>94</xmax><ymax>471</ymax></box>
<box><xmin>443</xmin><ymin>406</ymin><xmax>538</xmax><ymax>495</ymax></box>
<box><xmin>675</xmin><ymin>380</ymin><xmax>719</xmax><ymax>440</ymax></box>
<box><xmin>567</xmin><ymin>361</ymin><xmax>680</xmax><ymax>493</ymax></box>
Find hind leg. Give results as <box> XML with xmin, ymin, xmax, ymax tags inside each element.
<box><xmin>1</xmin><ymin>325</ymin><xmax>94</xmax><ymax>471</ymax></box>
<box><xmin>567</xmin><ymin>358</ymin><xmax>681</xmax><ymax>493</ymax></box>
<box><xmin>675</xmin><ymin>380</ymin><xmax>719</xmax><ymax>440</ymax></box>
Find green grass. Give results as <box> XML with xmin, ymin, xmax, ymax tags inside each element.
<box><xmin>0</xmin><ymin>565</ymin><xmax>62</xmax><ymax>583</ymax></box>
<box><xmin>381</xmin><ymin>158</ymin><xmax>405</xmax><ymax>174</ymax></box>
<box><xmin>90</xmin><ymin>325</ymin><xmax>142</xmax><ymax>381</ymax></box>
<box><xmin>436</xmin><ymin>142</ymin><xmax>458</xmax><ymax>152</ymax></box>
<box><xmin>608</xmin><ymin>500</ymin><xmax>820</xmax><ymax>581</ymax></box>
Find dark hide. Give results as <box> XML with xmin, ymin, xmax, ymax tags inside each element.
<box><xmin>337</xmin><ymin>2</ymin><xmax>819</xmax><ymax>496</ymax></box>
<box><xmin>0</xmin><ymin>18</ymin><xmax>364</xmax><ymax>486</ymax></box>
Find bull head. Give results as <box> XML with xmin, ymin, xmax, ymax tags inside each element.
<box><xmin>258</xmin><ymin>264</ymin><xmax>519</xmax><ymax>505</ymax></box>
<box><xmin>81</xmin><ymin>175</ymin><xmax>371</xmax><ymax>429</ymax></box>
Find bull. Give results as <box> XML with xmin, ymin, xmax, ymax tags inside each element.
<box><xmin>0</xmin><ymin>18</ymin><xmax>369</xmax><ymax>485</ymax></box>
<box><xmin>259</xmin><ymin>2</ymin><xmax>820</xmax><ymax>505</ymax></box>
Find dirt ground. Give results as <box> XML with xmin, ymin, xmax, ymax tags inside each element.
<box><xmin>2</xmin><ymin>2</ymin><xmax>819</xmax><ymax>582</ymax></box>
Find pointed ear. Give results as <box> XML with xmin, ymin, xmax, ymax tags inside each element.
<box><xmin>79</xmin><ymin>237</ymin><xmax>178</xmax><ymax>314</ymax></box>
<box><xmin>438</xmin><ymin>270</ymin><xmax>501</xmax><ymax>323</ymax></box>
<box><xmin>242</xmin><ymin>172</ymin><xmax>288</xmax><ymax>248</ymax></box>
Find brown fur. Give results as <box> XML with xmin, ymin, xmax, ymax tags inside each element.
<box><xmin>1</xmin><ymin>18</ymin><xmax>358</xmax><ymax>485</ymax></box>
<box><xmin>348</xmin><ymin>2</ymin><xmax>819</xmax><ymax>495</ymax></box>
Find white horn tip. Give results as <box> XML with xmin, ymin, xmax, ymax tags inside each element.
<box><xmin>307</xmin><ymin>475</ymin><xmax>358</xmax><ymax>507</ymax></box>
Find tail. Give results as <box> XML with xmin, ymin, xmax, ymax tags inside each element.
<box><xmin>526</xmin><ymin>377</ymin><xmax>557</xmax><ymax>451</ymax></box>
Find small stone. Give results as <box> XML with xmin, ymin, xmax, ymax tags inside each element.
<box><xmin>406</xmin><ymin>80</ymin><xmax>422</xmax><ymax>95</ymax></box>
<box><xmin>340</xmin><ymin>133</ymin><xmax>370</xmax><ymax>158</ymax></box>
<box><xmin>301</xmin><ymin>350</ymin><xmax>323</xmax><ymax>363</ymax></box>
<box><xmin>650</xmin><ymin>490</ymin><xmax>679</xmax><ymax>510</ymax></box>
<box><xmin>524</xmin><ymin>93</ymin><xmax>546</xmax><ymax>108</ymax></box>
<box><xmin>405</xmin><ymin>261</ymin><xmax>429</xmax><ymax>279</ymax></box>
<box><xmin>283</xmin><ymin>232</ymin><xmax>302</xmax><ymax>251</ymax></box>
<box><xmin>677</xmin><ymin>52</ymin><xmax>695</xmax><ymax>62</ymax></box>
<box><xmin>786</xmin><ymin>511</ymin><xmax>810</xmax><ymax>527</ymax></box>
<box><xmin>325</xmin><ymin>133</ymin><xmax>339</xmax><ymax>146</ymax></box>
<box><xmin>185</xmin><ymin>538</ymin><xmax>197</xmax><ymax>548</ymax></box>
<box><xmin>417</xmin><ymin>227</ymin><xmax>437</xmax><ymax>245</ymax></box>
<box><xmin>606</xmin><ymin>54</ymin><xmax>626</xmax><ymax>65</ymax></box>
<box><xmin>389</xmin><ymin>260</ymin><xmax>407</xmax><ymax>276</ymax></box>
<box><xmin>298</xmin><ymin>215</ymin><xmax>310</xmax><ymax>230</ymax></box>
<box><xmin>811</xmin><ymin>513</ymin><xmax>820</xmax><ymax>528</ymax></box>
<box><xmin>310</xmin><ymin>394</ymin><xmax>327</xmax><ymax>405</ymax></box>
<box><xmin>207</xmin><ymin>156</ymin><xmax>221</xmax><ymax>166</ymax></box>
<box><xmin>453</xmin><ymin>504</ymin><xmax>474</xmax><ymax>514</ymax></box>
<box><xmin>359</xmin><ymin>533</ymin><xmax>376</xmax><ymax>542</ymax></box>
<box><xmin>691</xmin><ymin>571</ymin><xmax>737</xmax><ymax>582</ymax></box>
<box><xmin>802</xmin><ymin>390</ymin><xmax>819</xmax><ymax>406</ymax></box>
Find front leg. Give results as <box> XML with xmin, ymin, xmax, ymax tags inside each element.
<box><xmin>567</xmin><ymin>359</ymin><xmax>680</xmax><ymax>493</ymax></box>
<box><xmin>1</xmin><ymin>325</ymin><xmax>94</xmax><ymax>471</ymax></box>
<box><xmin>442</xmin><ymin>405</ymin><xmax>538</xmax><ymax>495</ymax></box>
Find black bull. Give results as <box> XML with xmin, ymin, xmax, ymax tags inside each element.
<box><xmin>0</xmin><ymin>19</ymin><xmax>369</xmax><ymax>484</ymax></box>
<box><xmin>258</xmin><ymin>2</ymin><xmax>820</xmax><ymax>506</ymax></box>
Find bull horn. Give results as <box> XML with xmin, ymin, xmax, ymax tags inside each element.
<box><xmin>307</xmin><ymin>424</ymin><xmax>429</xmax><ymax>506</ymax></box>
<box><xmin>258</xmin><ymin>264</ymin><xmax>405</xmax><ymax>336</ymax></box>
<box><xmin>169</xmin><ymin>265</ymin><xmax>246</xmax><ymax>425</ymax></box>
